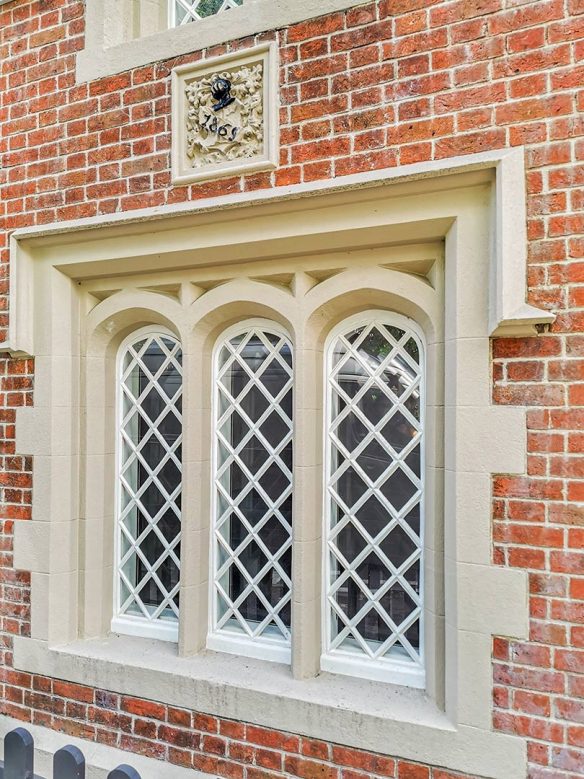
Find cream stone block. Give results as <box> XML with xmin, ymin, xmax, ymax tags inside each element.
<box><xmin>180</xmin><ymin>461</ymin><xmax>211</xmax><ymax>534</ymax></box>
<box><xmin>16</xmin><ymin>406</ymin><xmax>78</xmax><ymax>457</ymax></box>
<box><xmin>293</xmin><ymin>409</ymin><xmax>323</xmax><ymax>467</ymax></box>
<box><xmin>33</xmin><ymin>356</ymin><xmax>78</xmax><ymax>408</ymax></box>
<box><xmin>424</xmin><ymin>549</ymin><xmax>444</xmax><ymax>618</ymax></box>
<box><xmin>291</xmin><ymin>539</ymin><xmax>321</xmax><ymax>679</ymax></box>
<box><xmin>14</xmin><ymin>521</ymin><xmax>50</xmax><ymax>573</ymax></box>
<box><xmin>179</xmin><ymin>528</ymin><xmax>210</xmax><ymax>589</ymax></box>
<box><xmin>179</xmin><ymin>582</ymin><xmax>209</xmax><ymax>656</ymax></box>
<box><xmin>50</xmin><ymin>521</ymin><xmax>79</xmax><ymax>574</ymax></box>
<box><xmin>32</xmin><ymin>267</ymin><xmax>76</xmax><ymax>358</ymax></box>
<box><xmin>446</xmin><ymin>406</ymin><xmax>526</xmax><ymax>474</ymax></box>
<box><xmin>30</xmin><ymin>455</ymin><xmax>75</xmax><ymax>523</ymax></box>
<box><xmin>82</xmin><ymin>405</ymin><xmax>115</xmax><ymax>456</ymax></box>
<box><xmin>47</xmin><ymin>571</ymin><xmax>79</xmax><ymax>646</ymax></box>
<box><xmin>423</xmin><ymin>610</ymin><xmax>445</xmax><ymax>710</ymax></box>
<box><xmin>30</xmin><ymin>573</ymin><xmax>49</xmax><ymax>640</ymax></box>
<box><xmin>81</xmin><ymin>565</ymin><xmax>113</xmax><ymax>638</ymax></box>
<box><xmin>292</xmin><ymin>598</ymin><xmax>320</xmax><ymax>680</ymax></box>
<box><xmin>292</xmin><ymin>539</ymin><xmax>321</xmax><ymax>606</ymax></box>
<box><xmin>424</xmin><ymin>408</ymin><xmax>444</xmax><ymax>469</ymax></box>
<box><xmin>294</xmin><ymin>348</ymin><xmax>323</xmax><ymax>410</ymax></box>
<box><xmin>453</xmin><ymin>563</ymin><xmax>529</xmax><ymax>639</ymax></box>
<box><xmin>445</xmin><ymin>337</ymin><xmax>491</xmax><ymax>407</ymax></box>
<box><xmin>457</xmin><ymin>631</ymin><xmax>493</xmax><ymax>729</ymax></box>
<box><xmin>183</xmin><ymin>410</ymin><xmax>212</xmax><ymax>464</ymax></box>
<box><xmin>83</xmin><ymin>455</ymin><xmax>115</xmax><ymax>520</ymax></box>
<box><xmin>79</xmin><ymin>518</ymin><xmax>114</xmax><ymax>572</ymax></box>
<box><xmin>15</xmin><ymin>408</ymin><xmax>47</xmax><ymax>456</ymax></box>
<box><xmin>443</xmin><ymin>198</ymin><xmax>491</xmax><ymax>341</ymax></box>
<box><xmin>446</xmin><ymin>472</ymin><xmax>491</xmax><ymax>565</ymax></box>
<box><xmin>293</xmin><ymin>466</ymin><xmax>323</xmax><ymax>542</ymax></box>
<box><xmin>84</xmin><ymin>356</ymin><xmax>114</xmax><ymax>410</ymax></box>
<box><xmin>426</xmin><ymin>341</ymin><xmax>445</xmax><ymax>408</ymax></box>
<box><xmin>423</xmin><ymin>466</ymin><xmax>444</xmax><ymax>554</ymax></box>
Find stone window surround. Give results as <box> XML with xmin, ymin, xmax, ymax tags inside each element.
<box><xmin>77</xmin><ymin>0</ymin><xmax>373</xmax><ymax>84</ymax></box>
<box><xmin>5</xmin><ymin>148</ymin><xmax>553</xmax><ymax>779</ymax></box>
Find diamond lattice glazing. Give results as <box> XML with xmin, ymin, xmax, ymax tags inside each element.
<box><xmin>326</xmin><ymin>318</ymin><xmax>424</xmax><ymax>669</ymax></box>
<box><xmin>213</xmin><ymin>327</ymin><xmax>293</xmax><ymax>644</ymax></box>
<box><xmin>171</xmin><ymin>0</ymin><xmax>243</xmax><ymax>25</ymax></box>
<box><xmin>117</xmin><ymin>333</ymin><xmax>183</xmax><ymax>625</ymax></box>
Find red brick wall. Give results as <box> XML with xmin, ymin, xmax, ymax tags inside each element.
<box><xmin>0</xmin><ymin>1</ymin><xmax>583</xmax><ymax>777</ymax></box>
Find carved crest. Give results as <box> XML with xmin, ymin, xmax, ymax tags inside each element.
<box><xmin>185</xmin><ymin>63</ymin><xmax>264</xmax><ymax>169</ymax></box>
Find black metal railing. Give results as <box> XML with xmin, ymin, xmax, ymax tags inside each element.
<box><xmin>0</xmin><ymin>728</ymin><xmax>141</xmax><ymax>779</ymax></box>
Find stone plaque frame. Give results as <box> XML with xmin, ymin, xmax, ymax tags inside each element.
<box><xmin>171</xmin><ymin>43</ymin><xmax>279</xmax><ymax>186</ymax></box>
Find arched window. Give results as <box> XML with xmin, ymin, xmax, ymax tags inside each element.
<box><xmin>113</xmin><ymin>328</ymin><xmax>183</xmax><ymax>641</ymax></box>
<box><xmin>323</xmin><ymin>312</ymin><xmax>425</xmax><ymax>686</ymax></box>
<box><xmin>210</xmin><ymin>321</ymin><xmax>293</xmax><ymax>662</ymax></box>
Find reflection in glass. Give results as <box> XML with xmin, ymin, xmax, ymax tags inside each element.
<box><xmin>327</xmin><ymin>317</ymin><xmax>424</xmax><ymax>667</ymax></box>
<box><xmin>214</xmin><ymin>326</ymin><xmax>293</xmax><ymax>643</ymax></box>
<box><xmin>118</xmin><ymin>334</ymin><xmax>182</xmax><ymax>624</ymax></box>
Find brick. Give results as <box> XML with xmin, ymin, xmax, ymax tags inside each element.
<box><xmin>397</xmin><ymin>762</ymin><xmax>429</xmax><ymax>779</ymax></box>
<box><xmin>120</xmin><ymin>697</ymin><xmax>166</xmax><ymax>721</ymax></box>
<box><xmin>285</xmin><ymin>756</ymin><xmax>339</xmax><ymax>779</ymax></box>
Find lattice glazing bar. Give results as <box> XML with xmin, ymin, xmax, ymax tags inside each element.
<box><xmin>171</xmin><ymin>0</ymin><xmax>243</xmax><ymax>26</ymax></box>
<box><xmin>117</xmin><ymin>333</ymin><xmax>183</xmax><ymax>626</ymax></box>
<box><xmin>326</xmin><ymin>317</ymin><xmax>424</xmax><ymax>672</ymax></box>
<box><xmin>213</xmin><ymin>326</ymin><xmax>293</xmax><ymax>647</ymax></box>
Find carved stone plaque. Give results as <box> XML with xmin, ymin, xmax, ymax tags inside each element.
<box><xmin>172</xmin><ymin>44</ymin><xmax>278</xmax><ymax>185</ymax></box>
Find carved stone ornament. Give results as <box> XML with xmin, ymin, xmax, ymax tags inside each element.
<box><xmin>171</xmin><ymin>44</ymin><xmax>278</xmax><ymax>185</ymax></box>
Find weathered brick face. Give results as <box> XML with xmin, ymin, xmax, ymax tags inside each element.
<box><xmin>0</xmin><ymin>0</ymin><xmax>583</xmax><ymax>777</ymax></box>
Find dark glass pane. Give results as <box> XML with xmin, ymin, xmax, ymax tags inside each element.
<box><xmin>380</xmin><ymin>468</ymin><xmax>417</xmax><ymax>511</ymax></box>
<box><xmin>121</xmin><ymin>335</ymin><xmax>182</xmax><ymax>616</ymax></box>
<box><xmin>216</xmin><ymin>327</ymin><xmax>293</xmax><ymax>639</ymax></box>
<box><xmin>381</xmin><ymin>411</ymin><xmax>416</xmax><ymax>453</ymax></box>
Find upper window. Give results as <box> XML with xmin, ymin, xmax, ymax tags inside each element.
<box><xmin>209</xmin><ymin>322</ymin><xmax>294</xmax><ymax>663</ymax></box>
<box><xmin>322</xmin><ymin>313</ymin><xmax>425</xmax><ymax>687</ymax></box>
<box><xmin>114</xmin><ymin>328</ymin><xmax>183</xmax><ymax>642</ymax></box>
<box><xmin>170</xmin><ymin>0</ymin><xmax>243</xmax><ymax>26</ymax></box>
<box><xmin>79</xmin><ymin>0</ymin><xmax>366</xmax><ymax>82</ymax></box>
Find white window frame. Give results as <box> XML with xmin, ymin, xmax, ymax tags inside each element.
<box><xmin>208</xmin><ymin>319</ymin><xmax>294</xmax><ymax>664</ymax></box>
<box><xmin>322</xmin><ymin>311</ymin><xmax>426</xmax><ymax>688</ymax></box>
<box><xmin>112</xmin><ymin>325</ymin><xmax>183</xmax><ymax>643</ymax></box>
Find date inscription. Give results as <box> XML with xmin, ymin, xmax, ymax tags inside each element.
<box><xmin>199</xmin><ymin>112</ymin><xmax>239</xmax><ymax>141</ymax></box>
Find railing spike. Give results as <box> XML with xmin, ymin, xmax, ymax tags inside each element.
<box><xmin>1</xmin><ymin>728</ymin><xmax>141</xmax><ymax>779</ymax></box>
<box><xmin>54</xmin><ymin>744</ymin><xmax>85</xmax><ymax>779</ymax></box>
<box><xmin>108</xmin><ymin>766</ymin><xmax>142</xmax><ymax>779</ymax></box>
<box><xmin>4</xmin><ymin>727</ymin><xmax>34</xmax><ymax>779</ymax></box>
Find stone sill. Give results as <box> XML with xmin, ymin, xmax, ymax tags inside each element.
<box><xmin>14</xmin><ymin>634</ymin><xmax>525</xmax><ymax>778</ymax></box>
